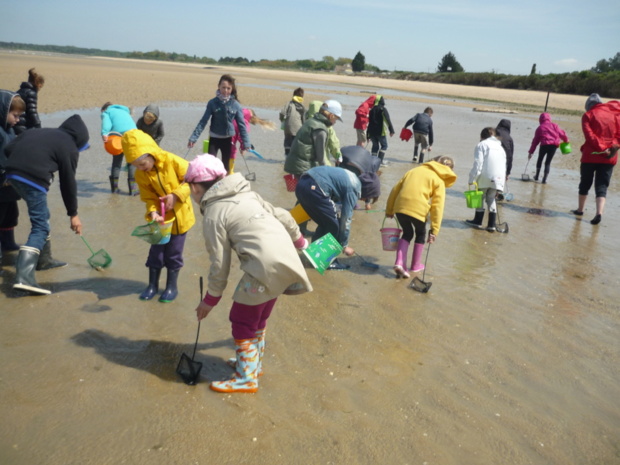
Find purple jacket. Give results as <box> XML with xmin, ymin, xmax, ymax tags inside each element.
<box><xmin>528</xmin><ymin>113</ymin><xmax>568</xmax><ymax>154</ymax></box>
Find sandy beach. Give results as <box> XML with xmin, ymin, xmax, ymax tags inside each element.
<box><xmin>0</xmin><ymin>52</ymin><xmax>618</xmax><ymax>465</ymax></box>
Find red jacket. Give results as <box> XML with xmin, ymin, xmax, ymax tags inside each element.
<box><xmin>353</xmin><ymin>95</ymin><xmax>377</xmax><ymax>130</ymax></box>
<box><xmin>581</xmin><ymin>101</ymin><xmax>620</xmax><ymax>165</ymax></box>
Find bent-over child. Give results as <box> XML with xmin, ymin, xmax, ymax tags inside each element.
<box><xmin>385</xmin><ymin>156</ymin><xmax>456</xmax><ymax>278</ymax></box>
<box><xmin>101</xmin><ymin>102</ymin><xmax>138</xmax><ymax>195</ymax></box>
<box><xmin>527</xmin><ymin>112</ymin><xmax>568</xmax><ymax>183</ymax></box>
<box><xmin>186</xmin><ymin>154</ymin><xmax>312</xmax><ymax>393</ymax></box>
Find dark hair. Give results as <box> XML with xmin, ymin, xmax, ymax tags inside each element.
<box><xmin>219</xmin><ymin>74</ymin><xmax>239</xmax><ymax>102</ymax></box>
<box><xmin>10</xmin><ymin>95</ymin><xmax>26</xmax><ymax>113</ymax></box>
<box><xmin>193</xmin><ymin>178</ymin><xmax>223</xmax><ymax>192</ymax></box>
<box><xmin>480</xmin><ymin>127</ymin><xmax>496</xmax><ymax>139</ymax></box>
<box><xmin>101</xmin><ymin>102</ymin><xmax>112</xmax><ymax>111</ymax></box>
<box><xmin>293</xmin><ymin>87</ymin><xmax>304</xmax><ymax>98</ymax></box>
<box><xmin>424</xmin><ymin>107</ymin><xmax>433</xmax><ymax>115</ymax></box>
<box><xmin>27</xmin><ymin>68</ymin><xmax>45</xmax><ymax>90</ymax></box>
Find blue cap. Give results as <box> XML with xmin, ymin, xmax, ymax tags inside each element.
<box><xmin>79</xmin><ymin>143</ymin><xmax>90</xmax><ymax>152</ymax></box>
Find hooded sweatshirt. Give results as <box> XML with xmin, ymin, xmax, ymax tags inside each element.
<box><xmin>136</xmin><ymin>104</ymin><xmax>164</xmax><ymax>144</ymax></box>
<box><xmin>386</xmin><ymin>161</ymin><xmax>457</xmax><ymax>236</ymax></box>
<box><xmin>528</xmin><ymin>113</ymin><xmax>568</xmax><ymax>154</ymax></box>
<box><xmin>367</xmin><ymin>96</ymin><xmax>395</xmax><ymax>138</ymax></box>
<box><xmin>0</xmin><ymin>90</ymin><xmax>18</xmax><ymax>165</ymax></box>
<box><xmin>496</xmin><ymin>119</ymin><xmax>514</xmax><ymax>175</ymax></box>
<box><xmin>5</xmin><ymin>114</ymin><xmax>90</xmax><ymax>217</ymax></box>
<box><xmin>122</xmin><ymin>129</ymin><xmax>194</xmax><ymax>235</ymax></box>
<box><xmin>101</xmin><ymin>104</ymin><xmax>137</xmax><ymax>136</ymax></box>
<box><xmin>198</xmin><ymin>172</ymin><xmax>312</xmax><ymax>305</ymax></box>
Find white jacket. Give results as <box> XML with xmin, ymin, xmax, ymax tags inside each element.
<box><xmin>468</xmin><ymin>136</ymin><xmax>506</xmax><ymax>191</ymax></box>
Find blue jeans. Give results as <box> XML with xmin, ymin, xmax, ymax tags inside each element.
<box><xmin>295</xmin><ymin>175</ymin><xmax>341</xmax><ymax>245</ymax></box>
<box><xmin>9</xmin><ymin>180</ymin><xmax>49</xmax><ymax>251</ymax></box>
<box><xmin>370</xmin><ymin>135</ymin><xmax>388</xmax><ymax>155</ymax></box>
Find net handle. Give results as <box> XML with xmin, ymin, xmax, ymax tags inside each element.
<box><xmin>190</xmin><ymin>277</ymin><xmax>204</xmax><ymax>360</ymax></box>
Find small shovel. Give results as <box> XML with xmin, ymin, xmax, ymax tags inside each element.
<box><xmin>240</xmin><ymin>151</ymin><xmax>256</xmax><ymax>181</ymax></box>
<box><xmin>521</xmin><ymin>159</ymin><xmax>532</xmax><ymax>182</ymax></box>
<box><xmin>80</xmin><ymin>236</ymin><xmax>112</xmax><ymax>271</ymax></box>
<box><xmin>409</xmin><ymin>245</ymin><xmax>432</xmax><ymax>293</ymax></box>
<box><xmin>176</xmin><ymin>277</ymin><xmax>204</xmax><ymax>385</ymax></box>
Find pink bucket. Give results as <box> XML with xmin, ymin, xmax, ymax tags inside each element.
<box><xmin>380</xmin><ymin>217</ymin><xmax>402</xmax><ymax>251</ymax></box>
<box><xmin>283</xmin><ymin>174</ymin><xmax>299</xmax><ymax>192</ymax></box>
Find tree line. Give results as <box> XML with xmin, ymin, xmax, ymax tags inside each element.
<box><xmin>1</xmin><ymin>42</ymin><xmax>617</xmax><ymax>98</ymax></box>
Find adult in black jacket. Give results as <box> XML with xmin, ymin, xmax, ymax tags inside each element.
<box><xmin>495</xmin><ymin>119</ymin><xmax>514</xmax><ymax>178</ymax></box>
<box><xmin>14</xmin><ymin>68</ymin><xmax>44</xmax><ymax>135</ymax></box>
<box><xmin>5</xmin><ymin>114</ymin><xmax>90</xmax><ymax>295</ymax></box>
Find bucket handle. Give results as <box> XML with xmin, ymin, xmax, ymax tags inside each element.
<box><xmin>467</xmin><ymin>182</ymin><xmax>479</xmax><ymax>192</ymax></box>
<box><xmin>381</xmin><ymin>215</ymin><xmax>401</xmax><ymax>229</ymax></box>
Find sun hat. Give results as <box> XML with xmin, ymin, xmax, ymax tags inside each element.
<box><xmin>322</xmin><ymin>100</ymin><xmax>343</xmax><ymax>121</ymax></box>
<box><xmin>185</xmin><ymin>154</ymin><xmax>227</xmax><ymax>183</ymax></box>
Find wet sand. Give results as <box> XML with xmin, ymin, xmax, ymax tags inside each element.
<box><xmin>0</xmin><ymin>52</ymin><xmax>619</xmax><ymax>465</ymax></box>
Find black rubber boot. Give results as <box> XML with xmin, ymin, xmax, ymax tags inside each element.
<box><xmin>413</xmin><ymin>147</ymin><xmax>418</xmax><ymax>162</ymax></box>
<box><xmin>418</xmin><ymin>151</ymin><xmax>425</xmax><ymax>163</ymax></box>
<box><xmin>486</xmin><ymin>212</ymin><xmax>497</xmax><ymax>232</ymax></box>
<box><xmin>14</xmin><ymin>246</ymin><xmax>51</xmax><ymax>295</ymax></box>
<box><xmin>140</xmin><ymin>267</ymin><xmax>161</xmax><ymax>300</ymax></box>
<box><xmin>534</xmin><ymin>168</ymin><xmax>540</xmax><ymax>182</ymax></box>
<box><xmin>0</xmin><ymin>228</ymin><xmax>20</xmax><ymax>252</ymax></box>
<box><xmin>159</xmin><ymin>269</ymin><xmax>180</xmax><ymax>303</ymax></box>
<box><xmin>37</xmin><ymin>237</ymin><xmax>67</xmax><ymax>270</ymax></box>
<box><xmin>465</xmin><ymin>210</ymin><xmax>485</xmax><ymax>229</ymax></box>
<box><xmin>378</xmin><ymin>150</ymin><xmax>388</xmax><ymax>166</ymax></box>
<box><xmin>109</xmin><ymin>176</ymin><xmax>120</xmax><ymax>194</ymax></box>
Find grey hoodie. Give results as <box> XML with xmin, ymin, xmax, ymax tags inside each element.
<box><xmin>136</xmin><ymin>104</ymin><xmax>164</xmax><ymax>144</ymax></box>
<box><xmin>585</xmin><ymin>93</ymin><xmax>603</xmax><ymax>112</ymax></box>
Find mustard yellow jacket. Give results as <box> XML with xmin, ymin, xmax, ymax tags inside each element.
<box><xmin>122</xmin><ymin>129</ymin><xmax>195</xmax><ymax>235</ymax></box>
<box><xmin>385</xmin><ymin>161</ymin><xmax>457</xmax><ymax>236</ymax></box>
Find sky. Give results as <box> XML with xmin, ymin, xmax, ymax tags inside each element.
<box><xmin>1</xmin><ymin>0</ymin><xmax>619</xmax><ymax>75</ymax></box>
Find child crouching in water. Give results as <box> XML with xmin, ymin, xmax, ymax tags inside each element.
<box><xmin>185</xmin><ymin>154</ymin><xmax>312</xmax><ymax>393</ymax></box>
<box><xmin>385</xmin><ymin>156</ymin><xmax>456</xmax><ymax>278</ymax></box>
<box><xmin>122</xmin><ymin>129</ymin><xmax>195</xmax><ymax>302</ymax></box>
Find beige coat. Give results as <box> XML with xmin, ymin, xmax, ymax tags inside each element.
<box><xmin>198</xmin><ymin>173</ymin><xmax>313</xmax><ymax>305</ymax></box>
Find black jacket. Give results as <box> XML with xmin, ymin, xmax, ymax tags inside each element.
<box><xmin>367</xmin><ymin>98</ymin><xmax>394</xmax><ymax>138</ymax></box>
<box><xmin>14</xmin><ymin>81</ymin><xmax>41</xmax><ymax>135</ymax></box>
<box><xmin>496</xmin><ymin>119</ymin><xmax>514</xmax><ymax>175</ymax></box>
<box><xmin>5</xmin><ymin>114</ymin><xmax>89</xmax><ymax>217</ymax></box>
<box><xmin>405</xmin><ymin>112</ymin><xmax>434</xmax><ymax>145</ymax></box>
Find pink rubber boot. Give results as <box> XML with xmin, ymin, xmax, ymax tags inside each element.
<box><xmin>393</xmin><ymin>239</ymin><xmax>410</xmax><ymax>279</ymax></box>
<box><xmin>410</xmin><ymin>243</ymin><xmax>425</xmax><ymax>273</ymax></box>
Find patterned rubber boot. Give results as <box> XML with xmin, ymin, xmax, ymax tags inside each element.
<box><xmin>109</xmin><ymin>176</ymin><xmax>121</xmax><ymax>194</ymax></box>
<box><xmin>227</xmin><ymin>328</ymin><xmax>265</xmax><ymax>377</ymax></box>
<box><xmin>393</xmin><ymin>239</ymin><xmax>410</xmax><ymax>279</ymax></box>
<box><xmin>128</xmin><ymin>178</ymin><xmax>140</xmax><ymax>196</ymax></box>
<box><xmin>410</xmin><ymin>243</ymin><xmax>425</xmax><ymax>273</ymax></box>
<box><xmin>211</xmin><ymin>338</ymin><xmax>260</xmax><ymax>393</ymax></box>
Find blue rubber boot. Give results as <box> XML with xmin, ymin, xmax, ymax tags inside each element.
<box><xmin>159</xmin><ymin>269</ymin><xmax>179</xmax><ymax>303</ymax></box>
<box><xmin>140</xmin><ymin>267</ymin><xmax>161</xmax><ymax>300</ymax></box>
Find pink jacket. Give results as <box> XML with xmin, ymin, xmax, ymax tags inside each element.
<box><xmin>231</xmin><ymin>108</ymin><xmax>252</xmax><ymax>159</ymax></box>
<box><xmin>528</xmin><ymin>113</ymin><xmax>568</xmax><ymax>154</ymax></box>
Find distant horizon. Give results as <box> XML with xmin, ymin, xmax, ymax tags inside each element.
<box><xmin>1</xmin><ymin>0</ymin><xmax>618</xmax><ymax>76</ymax></box>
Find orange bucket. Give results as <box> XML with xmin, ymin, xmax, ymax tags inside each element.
<box><xmin>104</xmin><ymin>133</ymin><xmax>123</xmax><ymax>156</ymax></box>
<box><xmin>290</xmin><ymin>204</ymin><xmax>311</xmax><ymax>224</ymax></box>
<box><xmin>283</xmin><ymin>174</ymin><xmax>299</xmax><ymax>192</ymax></box>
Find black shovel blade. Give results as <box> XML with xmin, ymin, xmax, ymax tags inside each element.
<box><xmin>497</xmin><ymin>222</ymin><xmax>510</xmax><ymax>234</ymax></box>
<box><xmin>409</xmin><ymin>277</ymin><xmax>432</xmax><ymax>293</ymax></box>
<box><xmin>176</xmin><ymin>353</ymin><xmax>203</xmax><ymax>385</ymax></box>
<box><xmin>521</xmin><ymin>174</ymin><xmax>530</xmax><ymax>181</ymax></box>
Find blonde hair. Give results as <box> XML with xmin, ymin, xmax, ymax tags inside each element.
<box><xmin>248</xmin><ymin>109</ymin><xmax>276</xmax><ymax>130</ymax></box>
<box><xmin>432</xmin><ymin>155</ymin><xmax>455</xmax><ymax>169</ymax></box>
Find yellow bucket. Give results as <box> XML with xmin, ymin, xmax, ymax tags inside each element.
<box><xmin>290</xmin><ymin>204</ymin><xmax>310</xmax><ymax>224</ymax></box>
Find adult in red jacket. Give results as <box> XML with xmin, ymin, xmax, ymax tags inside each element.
<box><xmin>353</xmin><ymin>95</ymin><xmax>376</xmax><ymax>147</ymax></box>
<box><xmin>571</xmin><ymin>94</ymin><xmax>620</xmax><ymax>225</ymax></box>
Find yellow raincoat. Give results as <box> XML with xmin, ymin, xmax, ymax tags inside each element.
<box><xmin>122</xmin><ymin>129</ymin><xmax>195</xmax><ymax>235</ymax></box>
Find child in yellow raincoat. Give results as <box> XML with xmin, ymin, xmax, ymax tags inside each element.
<box><xmin>122</xmin><ymin>129</ymin><xmax>195</xmax><ymax>303</ymax></box>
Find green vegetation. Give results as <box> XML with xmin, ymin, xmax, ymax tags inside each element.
<box><xmin>1</xmin><ymin>42</ymin><xmax>618</xmax><ymax>98</ymax></box>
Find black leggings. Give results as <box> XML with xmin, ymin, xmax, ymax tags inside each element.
<box><xmin>209</xmin><ymin>137</ymin><xmax>233</xmax><ymax>173</ymax></box>
<box><xmin>396</xmin><ymin>213</ymin><xmax>426</xmax><ymax>244</ymax></box>
<box><xmin>578</xmin><ymin>163</ymin><xmax>614</xmax><ymax>198</ymax></box>
<box><xmin>536</xmin><ymin>145</ymin><xmax>557</xmax><ymax>175</ymax></box>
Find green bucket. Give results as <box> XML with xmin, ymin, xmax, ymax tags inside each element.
<box><xmin>464</xmin><ymin>183</ymin><xmax>483</xmax><ymax>209</ymax></box>
<box><xmin>559</xmin><ymin>141</ymin><xmax>571</xmax><ymax>155</ymax></box>
<box><xmin>203</xmin><ymin>139</ymin><xmax>210</xmax><ymax>154</ymax></box>
<box><xmin>302</xmin><ymin>233</ymin><xmax>343</xmax><ymax>275</ymax></box>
